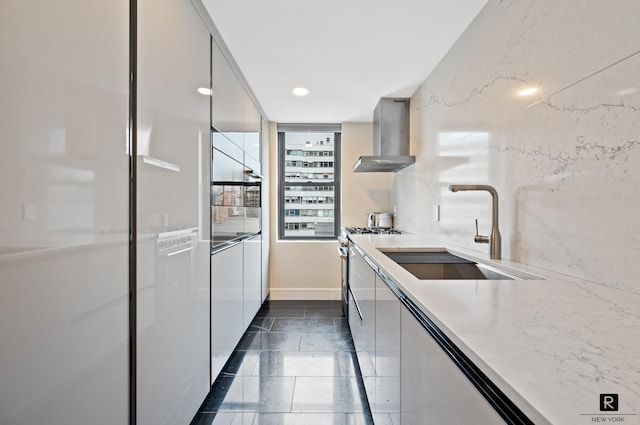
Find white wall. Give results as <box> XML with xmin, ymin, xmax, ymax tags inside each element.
<box><xmin>341</xmin><ymin>123</ymin><xmax>394</xmax><ymax>227</ymax></box>
<box><xmin>393</xmin><ymin>0</ymin><xmax>640</xmax><ymax>294</ymax></box>
<box><xmin>268</xmin><ymin>122</ymin><xmax>392</xmax><ymax>299</ymax></box>
<box><xmin>268</xmin><ymin>123</ymin><xmax>339</xmax><ymax>299</ymax></box>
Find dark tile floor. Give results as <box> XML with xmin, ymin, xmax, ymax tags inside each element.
<box><xmin>191</xmin><ymin>300</ymin><xmax>375</xmax><ymax>425</ymax></box>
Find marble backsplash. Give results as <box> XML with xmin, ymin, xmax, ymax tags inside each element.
<box><xmin>392</xmin><ymin>0</ymin><xmax>640</xmax><ymax>293</ymax></box>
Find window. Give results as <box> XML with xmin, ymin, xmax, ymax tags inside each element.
<box><xmin>278</xmin><ymin>124</ymin><xmax>341</xmax><ymax>239</ymax></box>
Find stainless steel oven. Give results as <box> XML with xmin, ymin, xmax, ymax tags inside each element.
<box><xmin>339</xmin><ymin>227</ymin><xmax>402</xmax><ymax>318</ymax></box>
<box><xmin>211</xmin><ymin>138</ymin><xmax>262</xmax><ymax>253</ymax></box>
<box><xmin>211</xmin><ymin>148</ymin><xmax>245</xmax><ymax>251</ymax></box>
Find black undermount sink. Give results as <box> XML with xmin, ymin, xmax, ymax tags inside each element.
<box><xmin>382</xmin><ymin>251</ymin><xmax>537</xmax><ymax>280</ymax></box>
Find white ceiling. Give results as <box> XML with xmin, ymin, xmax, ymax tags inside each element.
<box><xmin>202</xmin><ymin>0</ymin><xmax>488</xmax><ymax>123</ymax></box>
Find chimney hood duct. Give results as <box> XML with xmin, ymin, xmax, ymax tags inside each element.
<box><xmin>353</xmin><ymin>97</ymin><xmax>415</xmax><ymax>172</ymax></box>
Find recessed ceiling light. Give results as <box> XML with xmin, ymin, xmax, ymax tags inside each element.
<box><xmin>517</xmin><ymin>87</ymin><xmax>539</xmax><ymax>97</ymax></box>
<box><xmin>197</xmin><ymin>87</ymin><xmax>213</xmax><ymax>96</ymax></box>
<box><xmin>292</xmin><ymin>87</ymin><xmax>310</xmax><ymax>96</ymax></box>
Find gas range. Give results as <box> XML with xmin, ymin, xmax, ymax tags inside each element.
<box><xmin>342</xmin><ymin>227</ymin><xmax>402</xmax><ymax>236</ymax></box>
<box><xmin>338</xmin><ymin>226</ymin><xmax>402</xmax><ymax>318</ymax></box>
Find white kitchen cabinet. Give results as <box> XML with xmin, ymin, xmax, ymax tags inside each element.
<box><xmin>0</xmin><ymin>244</ymin><xmax>129</xmax><ymax>425</ymax></box>
<box><xmin>0</xmin><ymin>0</ymin><xmax>129</xmax><ymax>423</ymax></box>
<box><xmin>243</xmin><ymin>234</ymin><xmax>262</xmax><ymax>330</ymax></box>
<box><xmin>210</xmin><ymin>38</ymin><xmax>265</xmax><ymax>382</ymax></box>
<box><xmin>136</xmin><ymin>0</ymin><xmax>211</xmax><ymax>422</ymax></box>
<box><xmin>212</xmin><ymin>235</ymin><xmax>263</xmax><ymax>382</ymax></box>
<box><xmin>212</xmin><ymin>42</ymin><xmax>244</xmax><ymax>136</ymax></box>
<box><xmin>400</xmin><ymin>308</ymin><xmax>507</xmax><ymax>425</ymax></box>
<box><xmin>212</xmin><ymin>42</ymin><xmax>261</xmax><ymax>173</ymax></box>
<box><xmin>374</xmin><ymin>274</ymin><xmax>401</xmax><ymax>421</ymax></box>
<box><xmin>348</xmin><ymin>240</ymin><xmax>514</xmax><ymax>425</ymax></box>
<box><xmin>348</xmin><ymin>242</ymin><xmax>376</xmax><ymax>405</ymax></box>
<box><xmin>211</xmin><ymin>242</ymin><xmax>245</xmax><ymax>381</ymax></box>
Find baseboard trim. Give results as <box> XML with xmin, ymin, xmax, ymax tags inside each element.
<box><xmin>268</xmin><ymin>288</ymin><xmax>341</xmax><ymax>300</ymax></box>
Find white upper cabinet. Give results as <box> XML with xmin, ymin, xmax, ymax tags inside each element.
<box><xmin>211</xmin><ymin>42</ymin><xmax>262</xmax><ymax>172</ymax></box>
<box><xmin>211</xmin><ymin>42</ymin><xmax>244</xmax><ymax>135</ymax></box>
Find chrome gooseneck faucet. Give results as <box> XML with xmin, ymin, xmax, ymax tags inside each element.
<box><xmin>449</xmin><ymin>184</ymin><xmax>502</xmax><ymax>260</ymax></box>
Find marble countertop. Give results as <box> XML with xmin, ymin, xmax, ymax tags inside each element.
<box><xmin>348</xmin><ymin>234</ymin><xmax>640</xmax><ymax>425</ymax></box>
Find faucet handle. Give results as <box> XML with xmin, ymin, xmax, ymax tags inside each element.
<box><xmin>474</xmin><ymin>219</ymin><xmax>489</xmax><ymax>244</ymax></box>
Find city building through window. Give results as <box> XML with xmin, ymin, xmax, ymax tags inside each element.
<box><xmin>278</xmin><ymin>124</ymin><xmax>341</xmax><ymax>239</ymax></box>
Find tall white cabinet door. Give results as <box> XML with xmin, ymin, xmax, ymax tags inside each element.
<box><xmin>0</xmin><ymin>1</ymin><xmax>129</xmax><ymax>424</ymax></box>
<box><xmin>243</xmin><ymin>235</ymin><xmax>262</xmax><ymax>330</ymax></box>
<box><xmin>400</xmin><ymin>308</ymin><xmax>507</xmax><ymax>425</ymax></box>
<box><xmin>211</xmin><ymin>243</ymin><xmax>244</xmax><ymax>381</ymax></box>
<box><xmin>136</xmin><ymin>0</ymin><xmax>211</xmax><ymax>423</ymax></box>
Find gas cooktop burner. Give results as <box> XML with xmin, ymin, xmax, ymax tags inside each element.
<box><xmin>344</xmin><ymin>227</ymin><xmax>402</xmax><ymax>235</ymax></box>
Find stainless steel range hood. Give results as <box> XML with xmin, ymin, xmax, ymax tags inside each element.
<box><xmin>353</xmin><ymin>97</ymin><xmax>415</xmax><ymax>172</ymax></box>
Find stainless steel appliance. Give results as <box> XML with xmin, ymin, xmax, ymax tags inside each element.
<box><xmin>366</xmin><ymin>212</ymin><xmax>393</xmax><ymax>229</ymax></box>
<box><xmin>211</xmin><ymin>146</ymin><xmax>262</xmax><ymax>253</ymax></box>
<box><xmin>343</xmin><ymin>227</ymin><xmax>402</xmax><ymax>235</ymax></box>
<box><xmin>352</xmin><ymin>98</ymin><xmax>415</xmax><ymax>172</ymax></box>
<box><xmin>338</xmin><ymin>226</ymin><xmax>402</xmax><ymax>316</ymax></box>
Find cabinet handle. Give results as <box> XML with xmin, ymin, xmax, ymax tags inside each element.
<box><xmin>350</xmin><ymin>289</ymin><xmax>363</xmax><ymax>322</ymax></box>
<box><xmin>211</xmin><ymin>239</ymin><xmax>242</xmax><ymax>254</ymax></box>
<box><xmin>244</xmin><ymin>169</ymin><xmax>263</xmax><ymax>179</ymax></box>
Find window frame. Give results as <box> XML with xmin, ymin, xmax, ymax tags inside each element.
<box><xmin>278</xmin><ymin>129</ymin><xmax>341</xmax><ymax>240</ymax></box>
